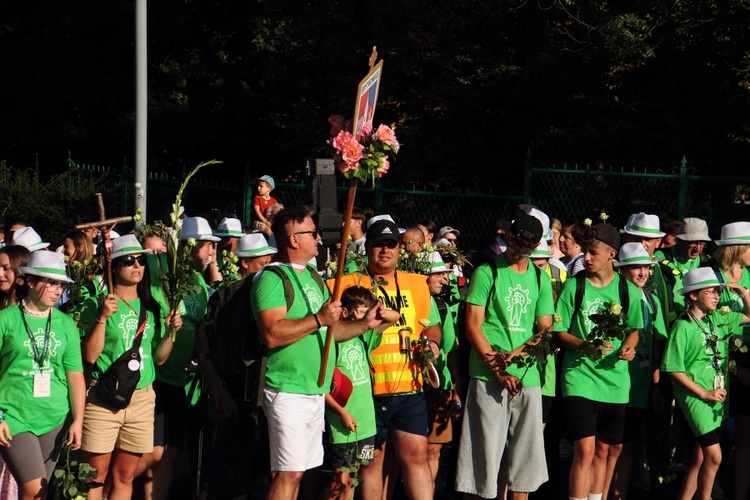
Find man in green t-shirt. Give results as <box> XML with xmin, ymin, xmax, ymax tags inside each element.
<box><xmin>455</xmin><ymin>215</ymin><xmax>554</xmax><ymax>499</ymax></box>
<box><xmin>653</xmin><ymin>217</ymin><xmax>711</xmax><ymax>324</ymax></box>
<box><xmin>553</xmin><ymin>223</ymin><xmax>643</xmax><ymax>500</ymax></box>
<box><xmin>250</xmin><ymin>206</ymin><xmax>387</xmax><ymax>500</ymax></box>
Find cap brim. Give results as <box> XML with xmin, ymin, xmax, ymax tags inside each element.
<box><xmin>677</xmin><ymin>234</ymin><xmax>711</xmax><ymax>242</ymax></box>
<box><xmin>236</xmin><ymin>248</ymin><xmax>277</xmax><ymax>258</ymax></box>
<box><xmin>181</xmin><ymin>234</ymin><xmax>221</xmax><ymax>242</ymax></box>
<box><xmin>623</xmin><ymin>229</ymin><xmax>666</xmax><ymax>238</ymax></box>
<box><xmin>614</xmin><ymin>258</ymin><xmax>659</xmax><ymax>268</ymax></box>
<box><xmin>714</xmin><ymin>239</ymin><xmax>750</xmax><ymax>246</ymax></box>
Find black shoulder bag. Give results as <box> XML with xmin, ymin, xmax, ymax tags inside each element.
<box><xmin>94</xmin><ymin>304</ymin><xmax>148</xmax><ymax>410</ymax></box>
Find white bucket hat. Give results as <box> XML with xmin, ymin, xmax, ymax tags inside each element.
<box><xmin>714</xmin><ymin>222</ymin><xmax>750</xmax><ymax>246</ymax></box>
<box><xmin>111</xmin><ymin>234</ymin><xmax>153</xmax><ymax>260</ymax></box>
<box><xmin>677</xmin><ymin>217</ymin><xmax>711</xmax><ymax>242</ymax></box>
<box><xmin>425</xmin><ymin>251</ymin><xmax>450</xmax><ymax>274</ymax></box>
<box><xmin>438</xmin><ymin>226</ymin><xmax>460</xmax><ymax>238</ymax></box>
<box><xmin>11</xmin><ymin>227</ymin><xmax>50</xmax><ymax>251</ymax></box>
<box><xmin>527</xmin><ymin>207</ymin><xmax>553</xmax><ymax>242</ymax></box>
<box><xmin>679</xmin><ymin>268</ymin><xmax>721</xmax><ymax>296</ymax></box>
<box><xmin>214</xmin><ymin>217</ymin><xmax>243</xmax><ymax>237</ymax></box>
<box><xmin>179</xmin><ymin>217</ymin><xmax>221</xmax><ymax>242</ymax></box>
<box><xmin>615</xmin><ymin>242</ymin><xmax>659</xmax><ymax>268</ymax></box>
<box><xmin>530</xmin><ymin>239</ymin><xmax>553</xmax><ymax>259</ymax></box>
<box><xmin>235</xmin><ymin>233</ymin><xmax>277</xmax><ymax>258</ymax></box>
<box><xmin>622</xmin><ymin>212</ymin><xmax>665</xmax><ymax>238</ymax></box>
<box><xmin>19</xmin><ymin>251</ymin><xmax>74</xmax><ymax>283</ymax></box>
<box><xmin>366</xmin><ymin>214</ymin><xmax>395</xmax><ymax>229</ymax></box>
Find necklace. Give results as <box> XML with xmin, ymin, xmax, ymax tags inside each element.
<box><xmin>21</xmin><ymin>299</ymin><xmax>51</xmax><ymax>318</ymax></box>
<box><xmin>687</xmin><ymin>309</ymin><xmax>722</xmax><ymax>374</ymax></box>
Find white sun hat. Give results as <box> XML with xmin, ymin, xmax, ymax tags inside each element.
<box><xmin>678</xmin><ymin>267</ymin><xmax>721</xmax><ymax>296</ymax></box>
<box><xmin>235</xmin><ymin>233</ymin><xmax>277</xmax><ymax>258</ymax></box>
<box><xmin>110</xmin><ymin>234</ymin><xmax>153</xmax><ymax>260</ymax></box>
<box><xmin>530</xmin><ymin>239</ymin><xmax>553</xmax><ymax>259</ymax></box>
<box><xmin>714</xmin><ymin>222</ymin><xmax>750</xmax><ymax>246</ymax></box>
<box><xmin>425</xmin><ymin>251</ymin><xmax>450</xmax><ymax>274</ymax></box>
<box><xmin>622</xmin><ymin>212</ymin><xmax>665</xmax><ymax>238</ymax></box>
<box><xmin>615</xmin><ymin>242</ymin><xmax>659</xmax><ymax>268</ymax></box>
<box><xmin>11</xmin><ymin>227</ymin><xmax>50</xmax><ymax>252</ymax></box>
<box><xmin>179</xmin><ymin>217</ymin><xmax>221</xmax><ymax>242</ymax></box>
<box><xmin>214</xmin><ymin>217</ymin><xmax>244</xmax><ymax>237</ymax></box>
<box><xmin>19</xmin><ymin>251</ymin><xmax>74</xmax><ymax>283</ymax></box>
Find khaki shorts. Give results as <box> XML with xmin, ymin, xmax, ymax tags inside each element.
<box><xmin>82</xmin><ymin>383</ymin><xmax>156</xmax><ymax>454</ymax></box>
<box><xmin>427</xmin><ymin>388</ymin><xmax>454</xmax><ymax>444</ymax></box>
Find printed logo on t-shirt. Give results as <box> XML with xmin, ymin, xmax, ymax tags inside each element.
<box><xmin>23</xmin><ymin>328</ymin><xmax>62</xmax><ymax>371</ymax></box>
<box><xmin>505</xmin><ymin>284</ymin><xmax>531</xmax><ymax>330</ymax></box>
<box><xmin>303</xmin><ymin>283</ymin><xmax>324</xmax><ymax>314</ymax></box>
<box><xmin>582</xmin><ymin>299</ymin><xmax>605</xmax><ymax>331</ymax></box>
<box><xmin>340</xmin><ymin>343</ymin><xmax>368</xmax><ymax>386</ymax></box>
<box><xmin>181</xmin><ymin>293</ymin><xmax>201</xmax><ymax>319</ymax></box>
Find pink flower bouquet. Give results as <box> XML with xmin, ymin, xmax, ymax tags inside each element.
<box><xmin>327</xmin><ymin>114</ymin><xmax>399</xmax><ymax>185</ymax></box>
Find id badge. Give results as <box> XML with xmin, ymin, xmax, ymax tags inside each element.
<box><xmin>33</xmin><ymin>371</ymin><xmax>51</xmax><ymax>398</ymax></box>
<box><xmin>714</xmin><ymin>375</ymin><xmax>724</xmax><ymax>390</ymax></box>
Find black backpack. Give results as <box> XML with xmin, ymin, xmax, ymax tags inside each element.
<box><xmin>570</xmin><ymin>272</ymin><xmax>630</xmax><ymax>320</ymax></box>
<box><xmin>205</xmin><ymin>265</ymin><xmax>326</xmax><ymax>382</ymax></box>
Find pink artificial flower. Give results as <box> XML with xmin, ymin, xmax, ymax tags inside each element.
<box><xmin>328</xmin><ymin>115</ymin><xmax>346</xmax><ymax>136</ymax></box>
<box><xmin>374</xmin><ymin>124</ymin><xmax>399</xmax><ymax>151</ymax></box>
<box><xmin>377</xmin><ymin>157</ymin><xmax>390</xmax><ymax>177</ymax></box>
<box><xmin>332</xmin><ymin>131</ymin><xmax>364</xmax><ymax>165</ymax></box>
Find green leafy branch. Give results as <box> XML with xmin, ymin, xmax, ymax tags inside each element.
<box><xmin>509</xmin><ymin>328</ymin><xmax>555</xmax><ymax>390</ymax></box>
<box><xmin>587</xmin><ymin>301</ymin><xmax>631</xmax><ymax>360</ymax></box>
<box><xmin>52</xmin><ymin>447</ymin><xmax>103</xmax><ymax>499</ymax></box>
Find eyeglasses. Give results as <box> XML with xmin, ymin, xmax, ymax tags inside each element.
<box><xmin>119</xmin><ymin>254</ymin><xmax>148</xmax><ymax>267</ymax></box>
<box><xmin>688</xmin><ymin>241</ymin><xmax>707</xmax><ymax>248</ymax></box>
<box><xmin>700</xmin><ymin>289</ymin><xmax>720</xmax><ymax>297</ymax></box>
<box><xmin>293</xmin><ymin>229</ymin><xmax>320</xmax><ymax>237</ymax></box>
<box><xmin>445</xmin><ymin>238</ymin><xmax>457</xmax><ymax>242</ymax></box>
<box><xmin>41</xmin><ymin>280</ymin><xmax>65</xmax><ymax>292</ymax></box>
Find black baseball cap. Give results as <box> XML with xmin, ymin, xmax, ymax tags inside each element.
<box><xmin>509</xmin><ymin>215</ymin><xmax>543</xmax><ymax>246</ymax></box>
<box><xmin>592</xmin><ymin>223</ymin><xmax>621</xmax><ymax>252</ymax></box>
<box><xmin>366</xmin><ymin>219</ymin><xmax>401</xmax><ymax>243</ymax></box>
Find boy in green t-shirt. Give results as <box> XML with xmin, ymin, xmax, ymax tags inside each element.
<box><xmin>322</xmin><ymin>286</ymin><xmax>399</xmax><ymax>500</ymax></box>
<box><xmin>661</xmin><ymin>267</ymin><xmax>750</xmax><ymax>500</ymax></box>
<box><xmin>553</xmin><ymin>223</ymin><xmax>643</xmax><ymax>500</ymax></box>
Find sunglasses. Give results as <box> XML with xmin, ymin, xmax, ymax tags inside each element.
<box><xmin>119</xmin><ymin>254</ymin><xmax>148</xmax><ymax>267</ymax></box>
<box><xmin>373</xmin><ymin>240</ymin><xmax>399</xmax><ymax>249</ymax></box>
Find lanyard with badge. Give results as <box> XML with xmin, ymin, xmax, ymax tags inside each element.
<box><xmin>687</xmin><ymin>309</ymin><xmax>724</xmax><ymax>390</ymax></box>
<box><xmin>20</xmin><ymin>308</ymin><xmax>53</xmax><ymax>398</ymax></box>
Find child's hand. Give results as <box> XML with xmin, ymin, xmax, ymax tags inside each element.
<box><xmin>703</xmin><ymin>388</ymin><xmax>727</xmax><ymax>403</ymax></box>
<box><xmin>340</xmin><ymin>409</ymin><xmax>358</xmax><ymax>432</ymax></box>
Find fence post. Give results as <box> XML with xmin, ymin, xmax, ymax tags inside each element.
<box><xmin>678</xmin><ymin>156</ymin><xmax>688</xmax><ymax>219</ymax></box>
<box><xmin>122</xmin><ymin>156</ymin><xmax>131</xmax><ymax>216</ymax></box>
<box><xmin>523</xmin><ymin>149</ymin><xmax>533</xmax><ymax>204</ymax></box>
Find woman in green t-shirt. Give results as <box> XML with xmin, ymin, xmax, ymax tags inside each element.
<box><xmin>80</xmin><ymin>235</ymin><xmax>180</xmax><ymax>500</ymax></box>
<box><xmin>662</xmin><ymin>267</ymin><xmax>750</xmax><ymax>500</ymax></box>
<box><xmin>0</xmin><ymin>250</ymin><xmax>85</xmax><ymax>500</ymax></box>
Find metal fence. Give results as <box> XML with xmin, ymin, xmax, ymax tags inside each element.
<box><xmin>68</xmin><ymin>151</ymin><xmax>750</xmax><ymax>252</ymax></box>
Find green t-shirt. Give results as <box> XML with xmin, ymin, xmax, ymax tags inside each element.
<box><xmin>433</xmin><ymin>297</ymin><xmax>458</xmax><ymax>391</ymax></box>
<box><xmin>554</xmin><ymin>274</ymin><xmax>644</xmax><ymax>404</ymax></box>
<box><xmin>662</xmin><ymin>311</ymin><xmax>743</xmax><ymax>436</ymax></box>
<box><xmin>250</xmin><ymin>264</ymin><xmax>332</xmax><ymax>394</ymax></box>
<box><xmin>654</xmin><ymin>248</ymin><xmax>702</xmax><ymax>315</ymax></box>
<box><xmin>0</xmin><ymin>306</ymin><xmax>83</xmax><ymax>436</ymax></box>
<box><xmin>466</xmin><ymin>255</ymin><xmax>555</xmax><ymax>387</ymax></box>
<box><xmin>627</xmin><ymin>289</ymin><xmax>668</xmax><ymax>409</ymax></box>
<box><xmin>156</xmin><ymin>271</ymin><xmax>210</xmax><ymax>387</ymax></box>
<box><xmin>326</xmin><ymin>336</ymin><xmax>376</xmax><ymax>444</ymax></box>
<box><xmin>79</xmin><ymin>295</ymin><xmax>162</xmax><ymax>389</ymax></box>
<box><xmin>717</xmin><ymin>267</ymin><xmax>750</xmax><ymax>337</ymax></box>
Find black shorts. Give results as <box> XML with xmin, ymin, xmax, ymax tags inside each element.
<box><xmin>373</xmin><ymin>393</ymin><xmax>429</xmax><ymax>448</ymax></box>
<box><xmin>696</xmin><ymin>426</ymin><xmax>723</xmax><ymax>448</ymax></box>
<box><xmin>326</xmin><ymin>437</ymin><xmax>376</xmax><ymax>469</ymax></box>
<box><xmin>565</xmin><ymin>396</ymin><xmax>626</xmax><ymax>444</ymax></box>
<box><xmin>153</xmin><ymin>380</ymin><xmax>189</xmax><ymax>447</ymax></box>
<box><xmin>542</xmin><ymin>395</ymin><xmax>554</xmax><ymax>424</ymax></box>
<box><xmin>621</xmin><ymin>407</ymin><xmax>647</xmax><ymax>443</ymax></box>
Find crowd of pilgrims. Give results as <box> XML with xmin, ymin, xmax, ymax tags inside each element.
<box><xmin>0</xmin><ymin>176</ymin><xmax>748</xmax><ymax>500</ymax></box>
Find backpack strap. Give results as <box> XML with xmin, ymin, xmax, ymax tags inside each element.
<box><xmin>571</xmin><ymin>272</ymin><xmax>587</xmax><ymax>320</ymax></box>
<box><xmin>618</xmin><ymin>274</ymin><xmax>630</xmax><ymax>316</ymax></box>
<box><xmin>262</xmin><ymin>264</ymin><xmax>327</xmax><ymax>310</ymax></box>
<box><xmin>486</xmin><ymin>257</ymin><xmax>499</xmax><ymax>308</ymax></box>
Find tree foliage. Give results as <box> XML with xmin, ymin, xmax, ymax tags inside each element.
<box><xmin>1</xmin><ymin>0</ymin><xmax>749</xmax><ymax>196</ymax></box>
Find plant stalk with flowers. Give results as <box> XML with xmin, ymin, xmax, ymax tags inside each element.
<box><xmin>508</xmin><ymin>328</ymin><xmax>555</xmax><ymax>390</ymax></box>
<box><xmin>64</xmin><ymin>253</ymin><xmax>105</xmax><ymax>326</ymax></box>
<box><xmin>587</xmin><ymin>301</ymin><xmax>632</xmax><ymax>360</ymax></box>
<box><xmin>163</xmin><ymin>160</ymin><xmax>221</xmax><ymax>341</ymax></box>
<box><xmin>327</xmin><ymin>115</ymin><xmax>399</xmax><ymax>186</ymax></box>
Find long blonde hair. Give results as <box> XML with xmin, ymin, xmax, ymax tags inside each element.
<box><xmin>713</xmin><ymin>244</ymin><xmax>750</xmax><ymax>272</ymax></box>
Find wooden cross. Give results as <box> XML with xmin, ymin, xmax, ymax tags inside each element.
<box><xmin>75</xmin><ymin>193</ymin><xmax>133</xmax><ymax>293</ymax></box>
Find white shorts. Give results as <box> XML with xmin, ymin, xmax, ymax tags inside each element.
<box><xmin>263</xmin><ymin>388</ymin><xmax>325</xmax><ymax>472</ymax></box>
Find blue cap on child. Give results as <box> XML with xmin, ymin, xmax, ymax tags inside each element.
<box><xmin>254</xmin><ymin>175</ymin><xmax>275</xmax><ymax>190</ymax></box>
